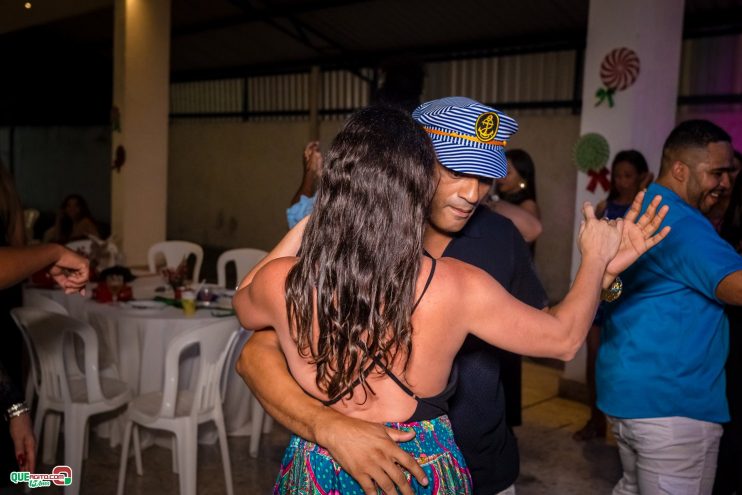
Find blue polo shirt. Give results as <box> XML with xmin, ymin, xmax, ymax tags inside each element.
<box><xmin>597</xmin><ymin>183</ymin><xmax>742</xmax><ymax>423</ymax></box>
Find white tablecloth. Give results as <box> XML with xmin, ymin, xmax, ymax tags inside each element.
<box><xmin>24</xmin><ymin>277</ymin><xmax>254</xmax><ymax>446</ymax></box>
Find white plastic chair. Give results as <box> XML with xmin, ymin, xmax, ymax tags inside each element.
<box><xmin>66</xmin><ymin>239</ymin><xmax>94</xmax><ymax>257</ymax></box>
<box><xmin>23</xmin><ymin>291</ymin><xmax>69</xmax><ymax>315</ymax></box>
<box><xmin>23</xmin><ymin>208</ymin><xmax>40</xmax><ymax>242</ymax></box>
<box><xmin>11</xmin><ymin>308</ymin><xmax>132</xmax><ymax>495</ymax></box>
<box><xmin>22</xmin><ymin>291</ymin><xmax>71</xmax><ymax>404</ymax></box>
<box><xmin>116</xmin><ymin>320</ymin><xmax>239</xmax><ymax>495</ymax></box>
<box><xmin>147</xmin><ymin>241</ymin><xmax>203</xmax><ymax>283</ymax></box>
<box><xmin>216</xmin><ymin>248</ymin><xmax>267</xmax><ymax>288</ymax></box>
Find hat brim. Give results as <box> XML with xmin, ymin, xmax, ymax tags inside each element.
<box><xmin>430</xmin><ymin>135</ymin><xmax>508</xmax><ymax>179</ymax></box>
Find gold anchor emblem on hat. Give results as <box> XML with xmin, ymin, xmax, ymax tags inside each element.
<box><xmin>475</xmin><ymin>112</ymin><xmax>500</xmax><ymax>142</ymax></box>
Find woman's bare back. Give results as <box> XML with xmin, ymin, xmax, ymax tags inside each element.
<box><xmin>245</xmin><ymin>255</ymin><xmax>527</xmax><ymax>423</ymax></box>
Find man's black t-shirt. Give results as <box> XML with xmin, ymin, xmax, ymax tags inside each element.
<box><xmin>441</xmin><ymin>207</ymin><xmax>547</xmax><ymax>494</ymax></box>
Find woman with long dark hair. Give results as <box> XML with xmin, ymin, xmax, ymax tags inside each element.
<box><xmin>234</xmin><ymin>105</ymin><xmax>668</xmax><ymax>494</ymax></box>
<box><xmin>497</xmin><ymin>149</ymin><xmax>539</xmax><ymax>217</ymax></box>
<box><xmin>43</xmin><ymin>193</ymin><xmax>99</xmax><ymax>244</ymax></box>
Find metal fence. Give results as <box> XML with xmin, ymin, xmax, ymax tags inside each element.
<box><xmin>169</xmin><ymin>33</ymin><xmax>742</xmax><ymax>122</ymax></box>
<box><xmin>170</xmin><ymin>69</ymin><xmax>374</xmax><ymax>122</ymax></box>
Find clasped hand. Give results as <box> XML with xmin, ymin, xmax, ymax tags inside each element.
<box><xmin>579</xmin><ymin>190</ymin><xmax>671</xmax><ymax>283</ymax></box>
<box><xmin>49</xmin><ymin>247</ymin><xmax>90</xmax><ymax>295</ymax></box>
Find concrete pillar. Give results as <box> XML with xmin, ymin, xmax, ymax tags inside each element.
<box><xmin>562</xmin><ymin>0</ymin><xmax>685</xmax><ymax>393</ymax></box>
<box><xmin>112</xmin><ymin>0</ymin><xmax>171</xmax><ymax>266</ymax></box>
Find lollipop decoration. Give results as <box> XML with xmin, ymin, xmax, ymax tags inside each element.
<box><xmin>574</xmin><ymin>133</ymin><xmax>611</xmax><ymax>193</ymax></box>
<box><xmin>595</xmin><ymin>47</ymin><xmax>641</xmax><ymax>108</ymax></box>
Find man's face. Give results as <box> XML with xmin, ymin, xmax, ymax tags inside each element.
<box><xmin>429</xmin><ymin>162</ymin><xmax>493</xmax><ymax>234</ymax></box>
<box><xmin>683</xmin><ymin>141</ymin><xmax>734</xmax><ymax>214</ymax></box>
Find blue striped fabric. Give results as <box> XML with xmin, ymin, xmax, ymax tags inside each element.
<box><xmin>412</xmin><ymin>97</ymin><xmax>519</xmax><ymax>179</ymax></box>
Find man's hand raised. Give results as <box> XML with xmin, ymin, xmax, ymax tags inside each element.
<box><xmin>604</xmin><ymin>190</ymin><xmax>671</xmax><ymax>286</ymax></box>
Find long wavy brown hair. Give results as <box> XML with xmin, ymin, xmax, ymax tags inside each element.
<box><xmin>285</xmin><ymin>105</ymin><xmax>436</xmax><ymax>402</ymax></box>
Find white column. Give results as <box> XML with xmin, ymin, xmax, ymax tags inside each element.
<box><xmin>112</xmin><ymin>0</ymin><xmax>171</xmax><ymax>266</ymax></box>
<box><xmin>563</xmin><ymin>0</ymin><xmax>685</xmax><ymax>388</ymax></box>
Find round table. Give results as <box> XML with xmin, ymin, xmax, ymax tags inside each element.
<box><xmin>24</xmin><ymin>278</ymin><xmax>254</xmax><ymax>448</ymax></box>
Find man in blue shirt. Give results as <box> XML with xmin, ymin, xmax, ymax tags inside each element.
<box><xmin>598</xmin><ymin>120</ymin><xmax>742</xmax><ymax>495</ymax></box>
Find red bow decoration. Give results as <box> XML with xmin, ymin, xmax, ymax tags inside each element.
<box><xmin>586</xmin><ymin>167</ymin><xmax>610</xmax><ymax>193</ymax></box>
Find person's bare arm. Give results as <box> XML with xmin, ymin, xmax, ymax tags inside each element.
<box><xmin>9</xmin><ymin>413</ymin><xmax>35</xmax><ymax>473</ymax></box>
<box><xmin>519</xmin><ymin>198</ymin><xmax>540</xmax><ymax>218</ymax></box>
<box><xmin>237</xmin><ymin>216</ymin><xmax>309</xmax><ymax>290</ymax></box>
<box><xmin>465</xmin><ymin>200</ymin><xmax>668</xmax><ymax>358</ymax></box>
<box><xmin>717</xmin><ymin>270</ymin><xmax>742</xmax><ymax>305</ymax></box>
<box><xmin>290</xmin><ymin>141</ymin><xmax>323</xmax><ymax>206</ymax></box>
<box><xmin>461</xmin><ymin>202</ymin><xmax>618</xmax><ymax>360</ymax></box>
<box><xmin>490</xmin><ymin>200</ymin><xmax>543</xmax><ymax>242</ymax></box>
<box><xmin>0</xmin><ymin>244</ymin><xmax>89</xmax><ymax>292</ymax></box>
<box><xmin>236</xmin><ymin>331</ymin><xmax>426</xmax><ymax>495</ymax></box>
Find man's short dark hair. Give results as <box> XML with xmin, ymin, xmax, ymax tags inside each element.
<box><xmin>661</xmin><ymin>120</ymin><xmax>731</xmax><ymax>173</ymax></box>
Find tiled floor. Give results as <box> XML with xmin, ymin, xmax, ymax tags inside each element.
<box><xmin>518</xmin><ymin>360</ymin><xmax>622</xmax><ymax>494</ymax></box>
<box><xmin>21</xmin><ymin>360</ymin><xmax>622</xmax><ymax>494</ymax></box>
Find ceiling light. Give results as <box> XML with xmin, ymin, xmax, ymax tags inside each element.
<box><xmin>24</xmin><ymin>2</ymin><xmax>32</xmax><ymax>9</ymax></box>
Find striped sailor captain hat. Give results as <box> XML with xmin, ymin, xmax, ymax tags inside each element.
<box><xmin>412</xmin><ymin>97</ymin><xmax>518</xmax><ymax>179</ymax></box>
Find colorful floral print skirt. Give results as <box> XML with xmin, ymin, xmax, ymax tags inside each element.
<box><xmin>273</xmin><ymin>415</ymin><xmax>471</xmax><ymax>494</ymax></box>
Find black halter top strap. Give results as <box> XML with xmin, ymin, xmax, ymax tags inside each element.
<box><xmin>320</xmin><ymin>259</ymin><xmax>455</xmax><ymax>421</ymax></box>
<box><xmin>321</xmin><ymin>258</ymin><xmax>437</xmax><ymax>407</ymax></box>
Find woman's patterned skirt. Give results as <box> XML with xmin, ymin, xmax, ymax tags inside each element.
<box><xmin>273</xmin><ymin>415</ymin><xmax>471</xmax><ymax>494</ymax></box>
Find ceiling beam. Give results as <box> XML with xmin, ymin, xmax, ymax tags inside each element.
<box><xmin>232</xmin><ymin>0</ymin><xmax>373</xmax><ymax>83</ymax></box>
<box><xmin>170</xmin><ymin>31</ymin><xmax>586</xmax><ymax>82</ymax></box>
<box><xmin>173</xmin><ymin>0</ymin><xmax>371</xmax><ymax>38</ymax></box>
<box><xmin>683</xmin><ymin>6</ymin><xmax>742</xmax><ymax>38</ymax></box>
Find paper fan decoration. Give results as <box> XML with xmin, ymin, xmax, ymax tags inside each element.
<box><xmin>595</xmin><ymin>47</ymin><xmax>641</xmax><ymax>108</ymax></box>
<box><xmin>574</xmin><ymin>133</ymin><xmax>611</xmax><ymax>193</ymax></box>
<box><xmin>574</xmin><ymin>133</ymin><xmax>609</xmax><ymax>172</ymax></box>
<box><xmin>600</xmin><ymin>47</ymin><xmax>640</xmax><ymax>91</ymax></box>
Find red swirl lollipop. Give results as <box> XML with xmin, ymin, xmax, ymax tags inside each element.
<box><xmin>600</xmin><ymin>47</ymin><xmax>640</xmax><ymax>91</ymax></box>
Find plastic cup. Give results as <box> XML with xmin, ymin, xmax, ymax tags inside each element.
<box><xmin>181</xmin><ymin>290</ymin><xmax>197</xmax><ymax>316</ymax></box>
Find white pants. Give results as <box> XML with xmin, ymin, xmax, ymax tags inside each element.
<box><xmin>609</xmin><ymin>416</ymin><xmax>723</xmax><ymax>495</ymax></box>
<box><xmin>495</xmin><ymin>485</ymin><xmax>516</xmax><ymax>495</ymax></box>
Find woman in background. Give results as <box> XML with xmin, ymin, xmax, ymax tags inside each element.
<box><xmin>497</xmin><ymin>149</ymin><xmax>540</xmax><ymax>219</ymax></box>
<box><xmin>44</xmin><ymin>193</ymin><xmax>99</xmax><ymax>244</ymax></box>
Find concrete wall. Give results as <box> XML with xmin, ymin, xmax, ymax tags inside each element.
<box><xmin>167</xmin><ymin>119</ymin><xmax>343</xmax><ymax>251</ymax></box>
<box><xmin>508</xmin><ymin>112</ymin><xmax>581</xmax><ymax>302</ymax></box>
<box><xmin>167</xmin><ymin>113</ymin><xmax>581</xmax><ymax>302</ymax></box>
<box><xmin>0</xmin><ymin>112</ymin><xmax>598</xmax><ymax>302</ymax></box>
<box><xmin>0</xmin><ymin>126</ymin><xmax>111</xmax><ymax>229</ymax></box>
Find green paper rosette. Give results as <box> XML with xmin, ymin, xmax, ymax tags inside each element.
<box><xmin>573</xmin><ymin>133</ymin><xmax>610</xmax><ymax>173</ymax></box>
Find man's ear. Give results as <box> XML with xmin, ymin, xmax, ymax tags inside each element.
<box><xmin>670</xmin><ymin>160</ymin><xmax>688</xmax><ymax>183</ymax></box>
